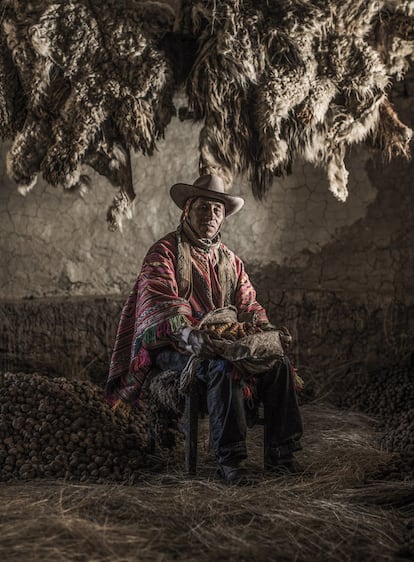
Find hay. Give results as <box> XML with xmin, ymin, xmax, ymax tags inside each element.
<box><xmin>339</xmin><ymin>481</ymin><xmax>414</xmax><ymax>511</ymax></box>
<box><xmin>0</xmin><ymin>404</ymin><xmax>409</xmax><ymax>561</ymax></box>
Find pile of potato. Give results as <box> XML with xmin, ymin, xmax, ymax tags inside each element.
<box><xmin>338</xmin><ymin>363</ymin><xmax>414</xmax><ymax>481</ymax></box>
<box><xmin>0</xmin><ymin>372</ymin><xmax>148</xmax><ymax>482</ymax></box>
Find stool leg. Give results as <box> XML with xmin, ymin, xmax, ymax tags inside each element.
<box><xmin>147</xmin><ymin>423</ymin><xmax>156</xmax><ymax>454</ymax></box>
<box><xmin>185</xmin><ymin>383</ymin><xmax>199</xmax><ymax>475</ymax></box>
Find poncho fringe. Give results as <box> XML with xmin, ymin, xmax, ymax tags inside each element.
<box><xmin>141</xmin><ymin>314</ymin><xmax>190</xmax><ymax>346</ymax></box>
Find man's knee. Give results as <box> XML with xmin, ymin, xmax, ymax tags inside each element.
<box><xmin>275</xmin><ymin>360</ymin><xmax>291</xmax><ymax>381</ymax></box>
<box><xmin>257</xmin><ymin>359</ymin><xmax>291</xmax><ymax>395</ymax></box>
<box><xmin>197</xmin><ymin>357</ymin><xmax>233</xmax><ymax>385</ymax></box>
<box><xmin>207</xmin><ymin>357</ymin><xmax>233</xmax><ymax>379</ymax></box>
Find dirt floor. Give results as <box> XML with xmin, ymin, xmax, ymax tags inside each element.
<box><xmin>0</xmin><ymin>403</ymin><xmax>413</xmax><ymax>562</ymax></box>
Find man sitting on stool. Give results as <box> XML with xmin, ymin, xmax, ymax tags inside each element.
<box><xmin>105</xmin><ymin>174</ymin><xmax>303</xmax><ymax>485</ymax></box>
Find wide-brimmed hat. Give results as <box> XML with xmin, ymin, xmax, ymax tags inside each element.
<box><xmin>170</xmin><ymin>174</ymin><xmax>244</xmax><ymax>216</ymax></box>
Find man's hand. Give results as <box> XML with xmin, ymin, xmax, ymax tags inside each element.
<box><xmin>172</xmin><ymin>326</ymin><xmax>216</xmax><ymax>358</ymax></box>
<box><xmin>187</xmin><ymin>329</ymin><xmax>216</xmax><ymax>358</ymax></box>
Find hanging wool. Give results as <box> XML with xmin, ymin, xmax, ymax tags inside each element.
<box><xmin>1</xmin><ymin>0</ymin><xmax>414</xmax><ymax>226</ymax></box>
<box><xmin>368</xmin><ymin>97</ymin><xmax>413</xmax><ymax>160</ymax></box>
<box><xmin>0</xmin><ymin>17</ymin><xmax>25</xmax><ymax>141</ymax></box>
<box><xmin>373</xmin><ymin>4</ymin><xmax>414</xmax><ymax>79</ymax></box>
<box><xmin>1</xmin><ymin>0</ymin><xmax>177</xmax><ymax>228</ymax></box>
<box><xmin>184</xmin><ymin>0</ymin><xmax>413</xmax><ymax>202</ymax></box>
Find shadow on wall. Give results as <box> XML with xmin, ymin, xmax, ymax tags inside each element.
<box><xmin>248</xmin><ymin>149</ymin><xmax>414</xmax><ymax>390</ymax></box>
<box><xmin>0</xmin><ymin>291</ymin><xmax>412</xmax><ymax>397</ymax></box>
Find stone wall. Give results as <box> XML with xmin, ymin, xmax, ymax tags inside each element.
<box><xmin>0</xmin><ymin>81</ymin><xmax>413</xmax><ymax>385</ymax></box>
<box><xmin>1</xmin><ymin>291</ymin><xmax>412</xmax><ymax>392</ymax></box>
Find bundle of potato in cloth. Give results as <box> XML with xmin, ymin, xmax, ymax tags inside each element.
<box><xmin>194</xmin><ymin>306</ymin><xmax>303</xmax><ymax>391</ymax></box>
<box><xmin>193</xmin><ymin>307</ymin><xmax>284</xmax><ymax>376</ymax></box>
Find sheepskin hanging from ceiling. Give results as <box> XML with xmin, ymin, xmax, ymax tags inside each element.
<box><xmin>0</xmin><ymin>0</ymin><xmax>413</xmax><ymax>228</ymax></box>
<box><xmin>185</xmin><ymin>0</ymin><xmax>414</xmax><ymax>201</ymax></box>
<box><xmin>0</xmin><ymin>0</ymin><xmax>177</xmax><ymax>229</ymax></box>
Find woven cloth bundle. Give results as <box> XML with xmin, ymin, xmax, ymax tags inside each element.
<box><xmin>198</xmin><ymin>306</ymin><xmax>285</xmax><ymax>377</ymax></box>
<box><xmin>177</xmin><ymin>306</ymin><xmax>287</xmax><ymax>394</ymax></box>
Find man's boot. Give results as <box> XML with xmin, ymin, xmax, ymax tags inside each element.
<box><xmin>264</xmin><ymin>453</ymin><xmax>304</xmax><ymax>475</ymax></box>
<box><xmin>218</xmin><ymin>460</ymin><xmax>253</xmax><ymax>486</ymax></box>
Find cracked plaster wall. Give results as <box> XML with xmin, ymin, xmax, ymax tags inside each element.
<box><xmin>0</xmin><ymin>82</ymin><xmax>413</xmax><ymax>379</ymax></box>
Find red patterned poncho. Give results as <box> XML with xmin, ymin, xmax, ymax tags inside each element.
<box><xmin>105</xmin><ymin>227</ymin><xmax>269</xmax><ymax>408</ymax></box>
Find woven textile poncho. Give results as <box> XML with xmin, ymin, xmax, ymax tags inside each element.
<box><xmin>105</xmin><ymin>229</ymin><xmax>269</xmax><ymax>408</ymax></box>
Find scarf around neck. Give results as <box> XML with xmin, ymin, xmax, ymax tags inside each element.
<box><xmin>176</xmin><ymin>219</ymin><xmax>237</xmax><ymax>307</ymax></box>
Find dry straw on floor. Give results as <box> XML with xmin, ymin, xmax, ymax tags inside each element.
<box><xmin>1</xmin><ymin>403</ymin><xmax>412</xmax><ymax>562</ymax></box>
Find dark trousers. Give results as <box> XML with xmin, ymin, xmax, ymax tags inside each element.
<box><xmin>154</xmin><ymin>349</ymin><xmax>303</xmax><ymax>466</ymax></box>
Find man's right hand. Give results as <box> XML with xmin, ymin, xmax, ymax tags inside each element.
<box><xmin>187</xmin><ymin>329</ymin><xmax>216</xmax><ymax>358</ymax></box>
<box><xmin>172</xmin><ymin>326</ymin><xmax>216</xmax><ymax>358</ymax></box>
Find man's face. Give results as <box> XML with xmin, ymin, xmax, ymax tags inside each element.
<box><xmin>188</xmin><ymin>197</ymin><xmax>225</xmax><ymax>239</ymax></box>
